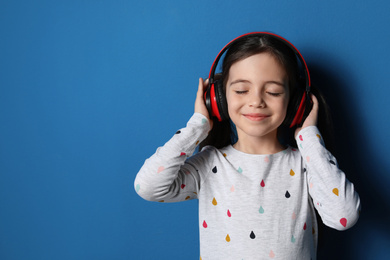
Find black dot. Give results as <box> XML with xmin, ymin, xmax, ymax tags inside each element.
<box><xmin>285</xmin><ymin>191</ymin><xmax>291</xmax><ymax>198</ymax></box>
<box><xmin>329</xmin><ymin>160</ymin><xmax>336</xmax><ymax>165</ymax></box>
<box><xmin>250</xmin><ymin>231</ymin><xmax>256</xmax><ymax>239</ymax></box>
<box><xmin>212</xmin><ymin>166</ymin><xmax>217</xmax><ymax>173</ymax></box>
<box><xmin>175</xmin><ymin>130</ymin><xmax>181</xmax><ymax>134</ymax></box>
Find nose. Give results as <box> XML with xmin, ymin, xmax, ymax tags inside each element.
<box><xmin>249</xmin><ymin>91</ymin><xmax>265</xmax><ymax>108</ymax></box>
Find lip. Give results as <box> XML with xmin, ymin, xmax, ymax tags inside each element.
<box><xmin>243</xmin><ymin>113</ymin><xmax>270</xmax><ymax>121</ymax></box>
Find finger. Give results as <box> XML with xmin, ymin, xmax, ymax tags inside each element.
<box><xmin>197</xmin><ymin>78</ymin><xmax>204</xmax><ymax>98</ymax></box>
<box><xmin>302</xmin><ymin>94</ymin><xmax>319</xmax><ymax>127</ymax></box>
<box><xmin>310</xmin><ymin>94</ymin><xmax>319</xmax><ymax>111</ymax></box>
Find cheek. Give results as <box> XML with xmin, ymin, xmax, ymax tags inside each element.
<box><xmin>280</xmin><ymin>98</ymin><xmax>289</xmax><ymax>118</ymax></box>
<box><xmin>226</xmin><ymin>92</ymin><xmax>239</xmax><ymax>113</ymax></box>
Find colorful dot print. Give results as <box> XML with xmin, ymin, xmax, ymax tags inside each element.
<box><xmin>291</xmin><ymin>235</ymin><xmax>296</xmax><ymax>243</ymax></box>
<box><xmin>203</xmin><ymin>220</ymin><xmax>208</xmax><ymax>228</ymax></box>
<box><xmin>140</xmin><ymin>117</ymin><xmax>359</xmax><ymax>260</ymax></box>
<box><xmin>226</xmin><ymin>234</ymin><xmax>231</xmax><ymax>242</ymax></box>
<box><xmin>340</xmin><ymin>218</ymin><xmax>347</xmax><ymax>227</ymax></box>
<box><xmin>259</xmin><ymin>206</ymin><xmax>265</xmax><ymax>214</ymax></box>
<box><xmin>227</xmin><ymin>210</ymin><xmax>232</xmax><ymax>217</ymax></box>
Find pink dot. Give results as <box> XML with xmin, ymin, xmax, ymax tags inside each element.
<box><xmin>340</xmin><ymin>218</ymin><xmax>347</xmax><ymax>227</ymax></box>
<box><xmin>203</xmin><ymin>220</ymin><xmax>207</xmax><ymax>228</ymax></box>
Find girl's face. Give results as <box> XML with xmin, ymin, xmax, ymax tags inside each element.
<box><xmin>225</xmin><ymin>52</ymin><xmax>290</xmax><ymax>142</ymax></box>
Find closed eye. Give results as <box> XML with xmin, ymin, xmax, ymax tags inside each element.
<box><xmin>235</xmin><ymin>90</ymin><xmax>248</xmax><ymax>95</ymax></box>
<box><xmin>267</xmin><ymin>92</ymin><xmax>283</xmax><ymax>97</ymax></box>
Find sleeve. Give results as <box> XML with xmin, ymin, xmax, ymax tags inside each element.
<box><xmin>134</xmin><ymin>113</ymin><xmax>212</xmax><ymax>202</ymax></box>
<box><xmin>296</xmin><ymin>126</ymin><xmax>361</xmax><ymax>230</ymax></box>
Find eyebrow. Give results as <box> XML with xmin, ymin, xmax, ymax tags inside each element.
<box><xmin>229</xmin><ymin>79</ymin><xmax>285</xmax><ymax>87</ymax></box>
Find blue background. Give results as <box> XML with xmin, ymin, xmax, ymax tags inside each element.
<box><xmin>1</xmin><ymin>0</ymin><xmax>389</xmax><ymax>259</ymax></box>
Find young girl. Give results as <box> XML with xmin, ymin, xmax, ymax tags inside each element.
<box><xmin>134</xmin><ymin>32</ymin><xmax>360</xmax><ymax>259</ymax></box>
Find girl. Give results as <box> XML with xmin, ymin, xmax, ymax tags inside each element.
<box><xmin>134</xmin><ymin>32</ymin><xmax>360</xmax><ymax>260</ymax></box>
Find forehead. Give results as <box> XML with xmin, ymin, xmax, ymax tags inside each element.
<box><xmin>228</xmin><ymin>52</ymin><xmax>288</xmax><ymax>81</ymax></box>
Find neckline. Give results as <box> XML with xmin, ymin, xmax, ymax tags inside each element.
<box><xmin>226</xmin><ymin>144</ymin><xmax>291</xmax><ymax>158</ymax></box>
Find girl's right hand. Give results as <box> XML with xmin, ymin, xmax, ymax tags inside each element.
<box><xmin>195</xmin><ymin>77</ymin><xmax>213</xmax><ymax>129</ymax></box>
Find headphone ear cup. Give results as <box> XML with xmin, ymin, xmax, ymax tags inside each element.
<box><xmin>214</xmin><ymin>80</ymin><xmax>229</xmax><ymax>121</ymax></box>
<box><xmin>204</xmin><ymin>84</ymin><xmax>213</xmax><ymax>117</ymax></box>
<box><xmin>283</xmin><ymin>86</ymin><xmax>304</xmax><ymax>127</ymax></box>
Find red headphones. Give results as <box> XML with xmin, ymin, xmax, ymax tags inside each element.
<box><xmin>204</xmin><ymin>32</ymin><xmax>311</xmax><ymax>128</ymax></box>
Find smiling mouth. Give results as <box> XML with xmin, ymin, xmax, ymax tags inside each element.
<box><xmin>243</xmin><ymin>114</ymin><xmax>270</xmax><ymax>121</ymax></box>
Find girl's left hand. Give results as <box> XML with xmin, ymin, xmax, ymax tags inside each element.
<box><xmin>294</xmin><ymin>94</ymin><xmax>319</xmax><ymax>138</ymax></box>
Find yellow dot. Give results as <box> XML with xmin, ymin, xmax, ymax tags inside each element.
<box><xmin>223</xmin><ymin>153</ymin><xmax>227</xmax><ymax>157</ymax></box>
<box><xmin>212</xmin><ymin>197</ymin><xmax>217</xmax><ymax>206</ymax></box>
<box><xmin>185</xmin><ymin>196</ymin><xmax>190</xmax><ymax>200</ymax></box>
<box><xmin>332</xmin><ymin>188</ymin><xmax>339</xmax><ymax>196</ymax></box>
<box><xmin>226</xmin><ymin>234</ymin><xmax>230</xmax><ymax>242</ymax></box>
<box><xmin>316</xmin><ymin>134</ymin><xmax>321</xmax><ymax>140</ymax></box>
<box><xmin>196</xmin><ymin>140</ymin><xmax>200</xmax><ymax>145</ymax></box>
<box><xmin>159</xmin><ymin>200</ymin><xmax>164</xmax><ymax>202</ymax></box>
<box><xmin>290</xmin><ymin>169</ymin><xmax>295</xmax><ymax>176</ymax></box>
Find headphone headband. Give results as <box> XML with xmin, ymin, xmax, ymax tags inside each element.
<box><xmin>208</xmin><ymin>32</ymin><xmax>311</xmax><ymax>93</ymax></box>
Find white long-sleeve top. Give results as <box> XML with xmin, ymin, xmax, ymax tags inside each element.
<box><xmin>134</xmin><ymin>113</ymin><xmax>360</xmax><ymax>260</ymax></box>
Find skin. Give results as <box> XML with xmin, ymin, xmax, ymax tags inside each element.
<box><xmin>195</xmin><ymin>53</ymin><xmax>319</xmax><ymax>155</ymax></box>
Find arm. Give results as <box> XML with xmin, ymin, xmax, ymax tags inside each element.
<box><xmin>134</xmin><ymin>78</ymin><xmax>213</xmax><ymax>202</ymax></box>
<box><xmin>134</xmin><ymin>113</ymin><xmax>211</xmax><ymax>202</ymax></box>
<box><xmin>296</xmin><ymin>95</ymin><xmax>360</xmax><ymax>230</ymax></box>
<box><xmin>296</xmin><ymin>126</ymin><xmax>361</xmax><ymax>230</ymax></box>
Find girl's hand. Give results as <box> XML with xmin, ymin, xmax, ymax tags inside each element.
<box><xmin>195</xmin><ymin>77</ymin><xmax>213</xmax><ymax>129</ymax></box>
<box><xmin>295</xmin><ymin>94</ymin><xmax>319</xmax><ymax>138</ymax></box>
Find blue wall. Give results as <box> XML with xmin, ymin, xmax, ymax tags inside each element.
<box><xmin>1</xmin><ymin>0</ymin><xmax>389</xmax><ymax>259</ymax></box>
